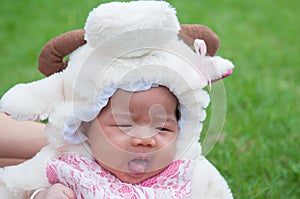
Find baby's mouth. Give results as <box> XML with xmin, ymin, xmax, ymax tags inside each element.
<box><xmin>128</xmin><ymin>157</ymin><xmax>150</xmax><ymax>174</ymax></box>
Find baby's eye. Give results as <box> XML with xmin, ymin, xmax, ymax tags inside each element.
<box><xmin>117</xmin><ymin>124</ymin><xmax>132</xmax><ymax>128</ymax></box>
<box><xmin>156</xmin><ymin>127</ymin><xmax>170</xmax><ymax>132</ymax></box>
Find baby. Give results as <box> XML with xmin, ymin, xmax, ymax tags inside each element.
<box><xmin>39</xmin><ymin>86</ymin><xmax>182</xmax><ymax>198</ymax></box>
<box><xmin>0</xmin><ymin>1</ymin><xmax>234</xmax><ymax>199</ymax></box>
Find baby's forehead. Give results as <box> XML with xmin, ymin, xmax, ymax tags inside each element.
<box><xmin>103</xmin><ymin>86</ymin><xmax>178</xmax><ymax>114</ymax></box>
<box><xmin>110</xmin><ymin>86</ymin><xmax>178</xmax><ymax>104</ymax></box>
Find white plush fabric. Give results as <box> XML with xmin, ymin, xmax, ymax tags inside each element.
<box><xmin>0</xmin><ymin>1</ymin><xmax>234</xmax><ymax>198</ymax></box>
<box><xmin>84</xmin><ymin>1</ymin><xmax>180</xmax><ymax>49</ymax></box>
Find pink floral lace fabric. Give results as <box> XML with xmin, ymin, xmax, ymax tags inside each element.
<box><xmin>46</xmin><ymin>153</ymin><xmax>194</xmax><ymax>199</ymax></box>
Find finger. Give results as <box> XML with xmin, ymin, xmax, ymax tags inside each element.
<box><xmin>51</xmin><ymin>183</ymin><xmax>76</xmax><ymax>199</ymax></box>
<box><xmin>62</xmin><ymin>187</ymin><xmax>76</xmax><ymax>199</ymax></box>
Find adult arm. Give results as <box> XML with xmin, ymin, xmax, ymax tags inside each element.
<box><xmin>0</xmin><ymin>112</ymin><xmax>48</xmax><ymax>166</ymax></box>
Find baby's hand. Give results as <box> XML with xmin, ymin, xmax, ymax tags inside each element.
<box><xmin>33</xmin><ymin>183</ymin><xmax>76</xmax><ymax>199</ymax></box>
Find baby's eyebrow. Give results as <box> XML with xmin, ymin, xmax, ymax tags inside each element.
<box><xmin>162</xmin><ymin>118</ymin><xmax>178</xmax><ymax>125</ymax></box>
<box><xmin>109</xmin><ymin>113</ymin><xmax>177</xmax><ymax>124</ymax></box>
<box><xmin>149</xmin><ymin>115</ymin><xmax>178</xmax><ymax>125</ymax></box>
<box><xmin>109</xmin><ymin>113</ymin><xmax>131</xmax><ymax>119</ymax></box>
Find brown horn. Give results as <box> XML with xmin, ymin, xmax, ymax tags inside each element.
<box><xmin>38</xmin><ymin>29</ymin><xmax>86</xmax><ymax>76</ymax></box>
<box><xmin>38</xmin><ymin>25</ymin><xmax>219</xmax><ymax>76</ymax></box>
<box><xmin>179</xmin><ymin>24</ymin><xmax>220</xmax><ymax>56</ymax></box>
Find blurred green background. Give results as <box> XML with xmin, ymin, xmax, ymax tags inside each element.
<box><xmin>0</xmin><ymin>0</ymin><xmax>299</xmax><ymax>198</ymax></box>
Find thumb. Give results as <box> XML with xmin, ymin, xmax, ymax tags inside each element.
<box><xmin>62</xmin><ymin>186</ymin><xmax>76</xmax><ymax>199</ymax></box>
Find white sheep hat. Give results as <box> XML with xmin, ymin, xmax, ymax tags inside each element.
<box><xmin>0</xmin><ymin>1</ymin><xmax>234</xmax><ymax>160</ymax></box>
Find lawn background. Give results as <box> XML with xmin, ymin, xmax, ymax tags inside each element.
<box><xmin>0</xmin><ymin>0</ymin><xmax>299</xmax><ymax>198</ymax></box>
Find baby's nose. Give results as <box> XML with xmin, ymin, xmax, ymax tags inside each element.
<box><xmin>131</xmin><ymin>136</ymin><xmax>156</xmax><ymax>147</ymax></box>
<box><xmin>129</xmin><ymin>126</ymin><xmax>157</xmax><ymax>147</ymax></box>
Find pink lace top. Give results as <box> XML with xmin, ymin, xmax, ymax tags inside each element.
<box><xmin>46</xmin><ymin>153</ymin><xmax>194</xmax><ymax>199</ymax></box>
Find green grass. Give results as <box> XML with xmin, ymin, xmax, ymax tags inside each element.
<box><xmin>0</xmin><ymin>0</ymin><xmax>299</xmax><ymax>198</ymax></box>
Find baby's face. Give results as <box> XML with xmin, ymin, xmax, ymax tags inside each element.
<box><xmin>87</xmin><ymin>86</ymin><xmax>179</xmax><ymax>184</ymax></box>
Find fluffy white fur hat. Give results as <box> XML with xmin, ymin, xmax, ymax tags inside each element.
<box><xmin>0</xmin><ymin>0</ymin><xmax>233</xmax><ymax>156</ymax></box>
<box><xmin>0</xmin><ymin>1</ymin><xmax>234</xmax><ymax>197</ymax></box>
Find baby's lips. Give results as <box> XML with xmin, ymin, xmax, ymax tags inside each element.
<box><xmin>128</xmin><ymin>158</ymin><xmax>149</xmax><ymax>173</ymax></box>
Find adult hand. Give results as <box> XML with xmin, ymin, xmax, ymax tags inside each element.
<box><xmin>34</xmin><ymin>183</ymin><xmax>76</xmax><ymax>199</ymax></box>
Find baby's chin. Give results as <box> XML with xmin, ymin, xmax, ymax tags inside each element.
<box><xmin>96</xmin><ymin>155</ymin><xmax>172</xmax><ymax>183</ymax></box>
<box><xmin>100</xmin><ymin>161</ymin><xmax>166</xmax><ymax>184</ymax></box>
<box><xmin>115</xmin><ymin>168</ymin><xmax>166</xmax><ymax>184</ymax></box>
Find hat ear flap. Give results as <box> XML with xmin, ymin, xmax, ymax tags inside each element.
<box><xmin>0</xmin><ymin>73</ymin><xmax>64</xmax><ymax>121</ymax></box>
<box><xmin>194</xmin><ymin>39</ymin><xmax>234</xmax><ymax>83</ymax></box>
<box><xmin>210</xmin><ymin>56</ymin><xmax>234</xmax><ymax>82</ymax></box>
